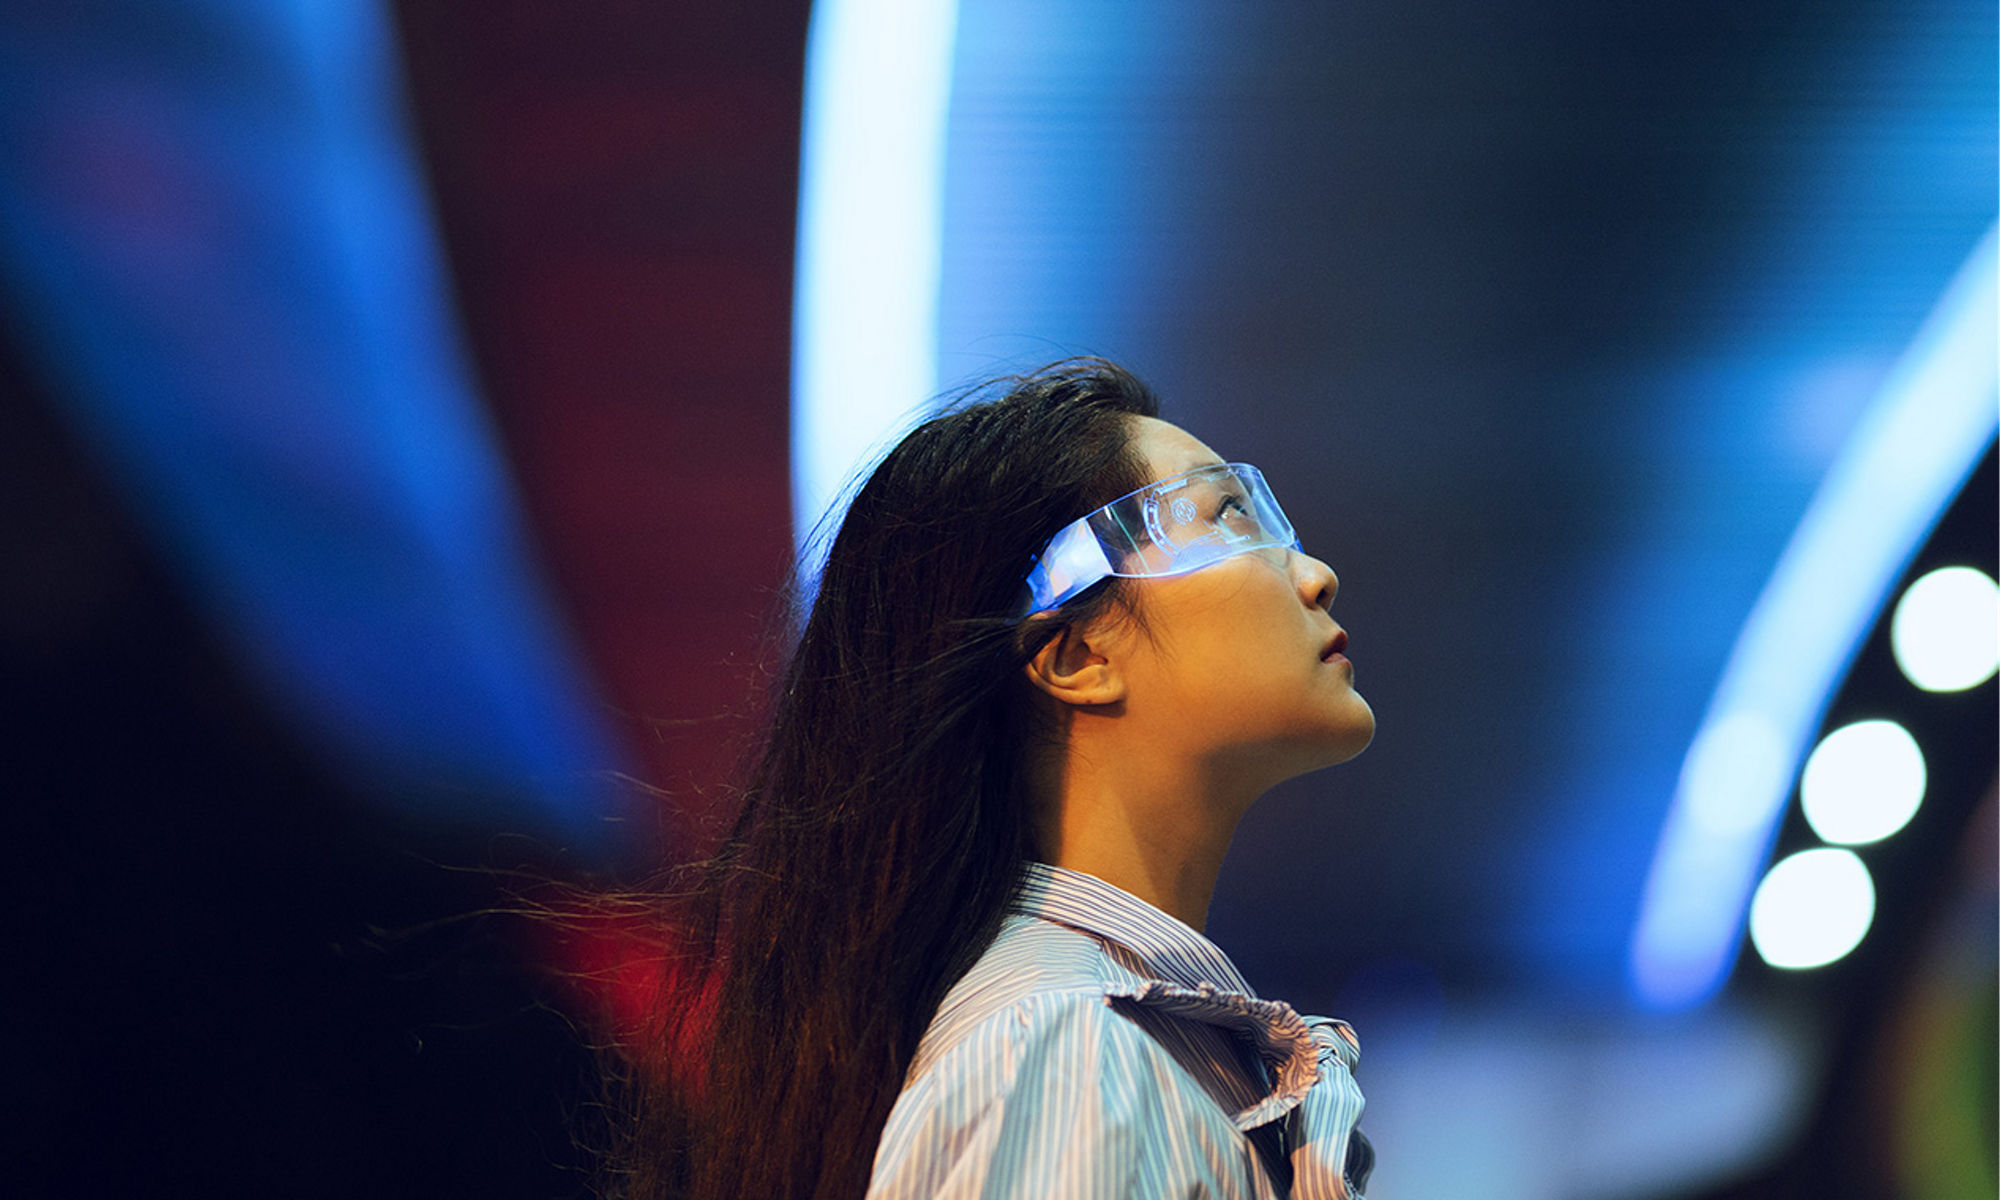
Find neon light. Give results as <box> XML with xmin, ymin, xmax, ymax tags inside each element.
<box><xmin>0</xmin><ymin>1</ymin><xmax>622</xmax><ymax>837</ymax></box>
<box><xmin>791</xmin><ymin>0</ymin><xmax>960</xmax><ymax>565</ymax></box>
<box><xmin>1800</xmin><ymin>720</ymin><xmax>1926</xmax><ymax>846</ymax></box>
<box><xmin>1892</xmin><ymin>566</ymin><xmax>2000</xmax><ymax>691</ymax></box>
<box><xmin>1631</xmin><ymin>225</ymin><xmax>1999</xmax><ymax>1009</ymax></box>
<box><xmin>1748</xmin><ymin>849</ymin><xmax>1877</xmax><ymax>970</ymax></box>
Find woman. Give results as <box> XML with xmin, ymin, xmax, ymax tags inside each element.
<box><xmin>618</xmin><ymin>359</ymin><xmax>1374</xmax><ymax>1199</ymax></box>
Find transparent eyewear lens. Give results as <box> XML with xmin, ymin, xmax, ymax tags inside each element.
<box><xmin>1021</xmin><ymin>463</ymin><xmax>1298</xmax><ymax>615</ymax></box>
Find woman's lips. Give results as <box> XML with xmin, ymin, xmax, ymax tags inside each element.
<box><xmin>1321</xmin><ymin>630</ymin><xmax>1349</xmax><ymax>663</ymax></box>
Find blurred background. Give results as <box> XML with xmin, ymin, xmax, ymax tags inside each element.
<box><xmin>6</xmin><ymin>1</ymin><xmax>1993</xmax><ymax>1197</ymax></box>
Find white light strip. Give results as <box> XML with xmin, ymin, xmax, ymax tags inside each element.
<box><xmin>1631</xmin><ymin>224</ymin><xmax>1999</xmax><ymax>1010</ymax></box>
<box><xmin>791</xmin><ymin>0</ymin><xmax>960</xmax><ymax>566</ymax></box>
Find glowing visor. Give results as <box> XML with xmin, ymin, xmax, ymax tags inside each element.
<box><xmin>1020</xmin><ymin>463</ymin><xmax>1300</xmax><ymax>615</ymax></box>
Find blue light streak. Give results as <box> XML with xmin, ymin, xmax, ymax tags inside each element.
<box><xmin>791</xmin><ymin>0</ymin><xmax>960</xmax><ymax>564</ymax></box>
<box><xmin>0</xmin><ymin>1</ymin><xmax>622</xmax><ymax>839</ymax></box>
<box><xmin>1631</xmin><ymin>225</ymin><xmax>1999</xmax><ymax>1010</ymax></box>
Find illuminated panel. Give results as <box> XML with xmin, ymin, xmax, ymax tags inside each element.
<box><xmin>791</xmin><ymin>0</ymin><xmax>960</xmax><ymax>564</ymax></box>
<box><xmin>1631</xmin><ymin>225</ymin><xmax>1999</xmax><ymax>1010</ymax></box>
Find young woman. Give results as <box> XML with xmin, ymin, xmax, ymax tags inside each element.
<box><xmin>618</xmin><ymin>359</ymin><xmax>1375</xmax><ymax>1199</ymax></box>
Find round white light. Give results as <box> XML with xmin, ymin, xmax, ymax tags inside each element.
<box><xmin>1799</xmin><ymin>719</ymin><xmax>1927</xmax><ymax>845</ymax></box>
<box><xmin>1749</xmin><ymin>848</ymin><xmax>1876</xmax><ymax>970</ymax></box>
<box><xmin>1891</xmin><ymin>566</ymin><xmax>2000</xmax><ymax>692</ymax></box>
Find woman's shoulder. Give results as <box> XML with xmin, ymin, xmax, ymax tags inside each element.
<box><xmin>873</xmin><ymin>938</ymin><xmax>1258</xmax><ymax>1198</ymax></box>
<box><xmin>905</xmin><ymin>912</ymin><xmax>1158</xmax><ymax>1080</ymax></box>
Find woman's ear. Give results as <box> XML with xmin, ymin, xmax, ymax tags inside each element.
<box><xmin>1023</xmin><ymin>622</ymin><xmax>1127</xmax><ymax>708</ymax></box>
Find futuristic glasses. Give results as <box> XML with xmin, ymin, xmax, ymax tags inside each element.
<box><xmin>1019</xmin><ymin>462</ymin><xmax>1299</xmax><ymax>616</ymax></box>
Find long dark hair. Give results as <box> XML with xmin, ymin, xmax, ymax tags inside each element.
<box><xmin>612</xmin><ymin>359</ymin><xmax>1161</xmax><ymax>1199</ymax></box>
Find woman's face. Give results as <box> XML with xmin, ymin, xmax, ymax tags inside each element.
<box><xmin>1108</xmin><ymin>416</ymin><xmax>1375</xmax><ymax>786</ymax></box>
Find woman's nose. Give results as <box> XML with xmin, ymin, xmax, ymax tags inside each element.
<box><xmin>1294</xmin><ymin>552</ymin><xmax>1338</xmax><ymax>613</ymax></box>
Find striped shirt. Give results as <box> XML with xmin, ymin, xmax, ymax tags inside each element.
<box><xmin>868</xmin><ymin>863</ymin><xmax>1372</xmax><ymax>1198</ymax></box>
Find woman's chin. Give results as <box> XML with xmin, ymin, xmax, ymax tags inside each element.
<box><xmin>1252</xmin><ymin>706</ymin><xmax>1375</xmax><ymax>785</ymax></box>
<box><xmin>1317</xmin><ymin>694</ymin><xmax>1376</xmax><ymax>766</ymax></box>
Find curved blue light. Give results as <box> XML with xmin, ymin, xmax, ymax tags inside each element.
<box><xmin>1631</xmin><ymin>224</ymin><xmax>1998</xmax><ymax>1010</ymax></box>
<box><xmin>791</xmin><ymin>0</ymin><xmax>960</xmax><ymax>565</ymax></box>
<box><xmin>0</xmin><ymin>1</ymin><xmax>623</xmax><ymax>840</ymax></box>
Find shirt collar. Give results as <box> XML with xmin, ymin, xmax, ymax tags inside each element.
<box><xmin>1009</xmin><ymin>862</ymin><xmax>1258</xmax><ymax>998</ymax></box>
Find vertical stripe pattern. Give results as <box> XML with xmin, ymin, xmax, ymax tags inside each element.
<box><xmin>868</xmin><ymin>864</ymin><xmax>1372</xmax><ymax>1198</ymax></box>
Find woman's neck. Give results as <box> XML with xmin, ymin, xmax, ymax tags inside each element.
<box><xmin>1035</xmin><ymin>752</ymin><xmax>1252</xmax><ymax>933</ymax></box>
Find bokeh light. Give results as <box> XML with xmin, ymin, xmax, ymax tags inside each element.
<box><xmin>1749</xmin><ymin>849</ymin><xmax>1877</xmax><ymax>970</ymax></box>
<box><xmin>1891</xmin><ymin>566</ymin><xmax>2000</xmax><ymax>692</ymax></box>
<box><xmin>1800</xmin><ymin>719</ymin><xmax>1928</xmax><ymax>845</ymax></box>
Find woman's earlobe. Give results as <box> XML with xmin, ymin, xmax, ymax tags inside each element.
<box><xmin>1023</xmin><ymin>626</ymin><xmax>1126</xmax><ymax>707</ymax></box>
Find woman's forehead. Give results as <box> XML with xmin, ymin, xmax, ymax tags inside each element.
<box><xmin>1131</xmin><ymin>416</ymin><xmax>1227</xmax><ymax>480</ymax></box>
